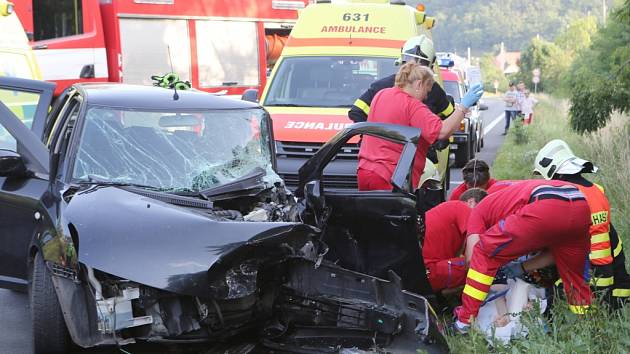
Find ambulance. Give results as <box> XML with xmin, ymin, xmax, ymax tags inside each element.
<box><xmin>258</xmin><ymin>0</ymin><xmax>450</xmax><ymax>192</ymax></box>
<box><xmin>0</xmin><ymin>0</ymin><xmax>45</xmax><ymax>150</ymax></box>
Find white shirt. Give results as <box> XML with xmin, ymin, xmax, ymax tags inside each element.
<box><xmin>520</xmin><ymin>96</ymin><xmax>538</xmax><ymax>116</ymax></box>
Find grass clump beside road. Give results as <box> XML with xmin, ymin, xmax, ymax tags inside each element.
<box><xmin>446</xmin><ymin>96</ymin><xmax>630</xmax><ymax>353</ymax></box>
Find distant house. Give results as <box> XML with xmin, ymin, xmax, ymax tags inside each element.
<box><xmin>494</xmin><ymin>42</ymin><xmax>521</xmax><ymax>74</ymax></box>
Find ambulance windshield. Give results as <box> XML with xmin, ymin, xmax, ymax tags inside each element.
<box><xmin>265</xmin><ymin>56</ymin><xmax>397</xmax><ymax>107</ymax></box>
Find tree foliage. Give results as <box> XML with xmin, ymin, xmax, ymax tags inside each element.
<box><xmin>479</xmin><ymin>54</ymin><xmax>509</xmax><ymax>92</ymax></box>
<box><xmin>567</xmin><ymin>0</ymin><xmax>630</xmax><ymax>133</ymax></box>
<box><xmin>409</xmin><ymin>0</ymin><xmax>616</xmax><ymax>54</ymax></box>
<box><xmin>517</xmin><ymin>37</ymin><xmax>571</xmax><ymax>93</ymax></box>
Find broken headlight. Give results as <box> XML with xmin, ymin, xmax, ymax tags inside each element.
<box><xmin>210</xmin><ymin>261</ymin><xmax>259</xmax><ymax>299</ymax></box>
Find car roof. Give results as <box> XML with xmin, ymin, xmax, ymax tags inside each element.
<box><xmin>74</xmin><ymin>83</ymin><xmax>261</xmax><ymax>111</ymax></box>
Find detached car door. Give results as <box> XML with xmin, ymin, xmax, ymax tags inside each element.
<box><xmin>0</xmin><ymin>77</ymin><xmax>54</xmax><ymax>290</ymax></box>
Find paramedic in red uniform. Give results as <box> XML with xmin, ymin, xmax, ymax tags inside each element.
<box><xmin>357</xmin><ymin>62</ymin><xmax>484</xmax><ymax>191</ymax></box>
<box><xmin>449</xmin><ymin>159</ymin><xmax>498</xmax><ymax>201</ymax></box>
<box><xmin>452</xmin><ymin>179</ymin><xmax>592</xmax><ymax>333</ymax></box>
<box><xmin>423</xmin><ymin>188</ymin><xmax>488</xmax><ymax>292</ymax></box>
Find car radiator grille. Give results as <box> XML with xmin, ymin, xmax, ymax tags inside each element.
<box><xmin>277</xmin><ymin>141</ymin><xmax>359</xmax><ymax>190</ymax></box>
<box><xmin>276</xmin><ymin>141</ymin><xmax>359</xmax><ymax>159</ymax></box>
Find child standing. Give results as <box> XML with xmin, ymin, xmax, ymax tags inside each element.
<box><xmin>521</xmin><ymin>90</ymin><xmax>538</xmax><ymax>125</ymax></box>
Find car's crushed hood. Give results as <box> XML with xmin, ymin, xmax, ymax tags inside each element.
<box><xmin>64</xmin><ymin>186</ymin><xmax>318</xmax><ymax>297</ymax></box>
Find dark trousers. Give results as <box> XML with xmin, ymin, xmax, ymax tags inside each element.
<box><xmin>504</xmin><ymin>110</ymin><xmax>517</xmax><ymax>131</ymax></box>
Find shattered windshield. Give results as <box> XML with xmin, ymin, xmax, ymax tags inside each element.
<box><xmin>72</xmin><ymin>106</ymin><xmax>279</xmax><ymax>192</ymax></box>
<box><xmin>264</xmin><ymin>56</ymin><xmax>397</xmax><ymax>107</ymax></box>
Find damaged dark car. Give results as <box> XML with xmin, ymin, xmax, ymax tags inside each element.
<box><xmin>0</xmin><ymin>77</ymin><xmax>446</xmax><ymax>354</ymax></box>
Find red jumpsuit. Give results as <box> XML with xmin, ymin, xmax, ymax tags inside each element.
<box><xmin>357</xmin><ymin>87</ymin><xmax>442</xmax><ymax>191</ymax></box>
<box><xmin>457</xmin><ymin>180</ymin><xmax>592</xmax><ymax>324</ymax></box>
<box><xmin>423</xmin><ymin>201</ymin><xmax>471</xmax><ymax>291</ymax></box>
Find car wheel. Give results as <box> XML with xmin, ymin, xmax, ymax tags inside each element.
<box><xmin>454</xmin><ymin>143</ymin><xmax>469</xmax><ymax>168</ymax></box>
<box><xmin>31</xmin><ymin>253</ymin><xmax>70</xmax><ymax>354</ymax></box>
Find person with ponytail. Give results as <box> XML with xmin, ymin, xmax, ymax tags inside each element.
<box><xmin>357</xmin><ymin>63</ymin><xmax>484</xmax><ymax>191</ymax></box>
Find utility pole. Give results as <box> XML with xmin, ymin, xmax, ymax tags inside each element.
<box><xmin>602</xmin><ymin>0</ymin><xmax>607</xmax><ymax>23</ymax></box>
<box><xmin>467</xmin><ymin>47</ymin><xmax>471</xmax><ymax>65</ymax></box>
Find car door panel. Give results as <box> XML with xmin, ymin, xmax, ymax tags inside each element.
<box><xmin>298</xmin><ymin>122</ymin><xmax>434</xmax><ymax>297</ymax></box>
<box><xmin>0</xmin><ymin>77</ymin><xmax>55</xmax><ymax>288</ymax></box>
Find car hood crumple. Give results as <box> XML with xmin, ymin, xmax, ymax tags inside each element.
<box><xmin>64</xmin><ymin>186</ymin><xmax>318</xmax><ymax>297</ymax></box>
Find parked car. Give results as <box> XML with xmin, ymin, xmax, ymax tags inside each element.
<box><xmin>0</xmin><ymin>77</ymin><xmax>446</xmax><ymax>354</ymax></box>
<box><xmin>440</xmin><ymin>68</ymin><xmax>486</xmax><ymax>167</ymax></box>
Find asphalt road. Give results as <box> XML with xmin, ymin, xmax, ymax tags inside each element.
<box><xmin>448</xmin><ymin>97</ymin><xmax>506</xmax><ymax>197</ymax></box>
<box><xmin>0</xmin><ymin>98</ymin><xmax>506</xmax><ymax>354</ymax></box>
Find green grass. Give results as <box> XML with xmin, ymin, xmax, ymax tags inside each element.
<box><xmin>446</xmin><ymin>96</ymin><xmax>630</xmax><ymax>353</ymax></box>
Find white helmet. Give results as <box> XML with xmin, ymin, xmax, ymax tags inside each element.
<box><xmin>419</xmin><ymin>159</ymin><xmax>442</xmax><ymax>189</ymax></box>
<box><xmin>399</xmin><ymin>35</ymin><xmax>435</xmax><ymax>66</ymax></box>
<box><xmin>533</xmin><ymin>139</ymin><xmax>597</xmax><ymax>180</ymax></box>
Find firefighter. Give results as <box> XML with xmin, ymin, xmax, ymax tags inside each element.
<box><xmin>423</xmin><ymin>188</ymin><xmax>488</xmax><ymax>293</ymax></box>
<box><xmin>449</xmin><ymin>159</ymin><xmax>498</xmax><ymax>201</ymax></box>
<box><xmin>452</xmin><ymin>179</ymin><xmax>592</xmax><ymax>333</ymax></box>
<box><xmin>348</xmin><ymin>35</ymin><xmax>454</xmax><ymax>123</ymax></box>
<box><xmin>532</xmin><ymin>139</ymin><xmax>630</xmax><ymax>307</ymax></box>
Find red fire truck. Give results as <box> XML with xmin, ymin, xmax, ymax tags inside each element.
<box><xmin>13</xmin><ymin>0</ymin><xmax>307</xmax><ymax>95</ymax></box>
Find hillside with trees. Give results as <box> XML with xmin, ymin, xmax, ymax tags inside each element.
<box><xmin>410</xmin><ymin>0</ymin><xmax>622</xmax><ymax>54</ymax></box>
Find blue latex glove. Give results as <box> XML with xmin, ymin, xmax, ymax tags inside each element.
<box><xmin>461</xmin><ymin>83</ymin><xmax>484</xmax><ymax>108</ymax></box>
<box><xmin>502</xmin><ymin>261</ymin><xmax>525</xmax><ymax>279</ymax></box>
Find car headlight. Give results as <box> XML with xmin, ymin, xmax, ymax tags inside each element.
<box><xmin>210</xmin><ymin>261</ymin><xmax>259</xmax><ymax>299</ymax></box>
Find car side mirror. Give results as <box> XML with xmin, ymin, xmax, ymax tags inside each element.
<box><xmin>479</xmin><ymin>103</ymin><xmax>489</xmax><ymax>111</ymax></box>
<box><xmin>304</xmin><ymin>180</ymin><xmax>325</xmax><ymax>211</ymax></box>
<box><xmin>241</xmin><ymin>89</ymin><xmax>259</xmax><ymax>103</ymax></box>
<box><xmin>0</xmin><ymin>150</ymin><xmax>29</xmax><ymax>177</ymax></box>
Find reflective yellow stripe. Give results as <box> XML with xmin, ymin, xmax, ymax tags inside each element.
<box><xmin>569</xmin><ymin>305</ymin><xmax>589</xmax><ymax>314</ymax></box>
<box><xmin>467</xmin><ymin>269</ymin><xmax>494</xmax><ymax>285</ymax></box>
<box><xmin>439</xmin><ymin>102</ymin><xmax>454</xmax><ymax>117</ymax></box>
<box><xmin>590</xmin><ymin>248</ymin><xmax>612</xmax><ymax>260</ymax></box>
<box><xmin>592</xmin><ymin>276</ymin><xmax>614</xmax><ymax>287</ymax></box>
<box><xmin>612</xmin><ymin>288</ymin><xmax>630</xmax><ymax>297</ymax></box>
<box><xmin>594</xmin><ymin>183</ymin><xmax>605</xmax><ymax>193</ymax></box>
<box><xmin>613</xmin><ymin>238</ymin><xmax>623</xmax><ymax>258</ymax></box>
<box><xmin>591</xmin><ymin>232</ymin><xmax>610</xmax><ymax>244</ymax></box>
<box><xmin>555</xmin><ymin>278</ymin><xmax>563</xmax><ymax>286</ymax></box>
<box><xmin>353</xmin><ymin>99</ymin><xmax>370</xmax><ymax>115</ymax></box>
<box><xmin>463</xmin><ymin>284</ymin><xmax>488</xmax><ymax>301</ymax></box>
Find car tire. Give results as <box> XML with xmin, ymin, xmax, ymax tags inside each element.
<box><xmin>31</xmin><ymin>253</ymin><xmax>70</xmax><ymax>354</ymax></box>
<box><xmin>454</xmin><ymin>143</ymin><xmax>469</xmax><ymax>168</ymax></box>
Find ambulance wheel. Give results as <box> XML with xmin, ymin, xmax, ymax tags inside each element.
<box><xmin>30</xmin><ymin>253</ymin><xmax>70</xmax><ymax>354</ymax></box>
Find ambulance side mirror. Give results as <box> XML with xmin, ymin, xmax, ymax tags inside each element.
<box><xmin>241</xmin><ymin>89</ymin><xmax>259</xmax><ymax>103</ymax></box>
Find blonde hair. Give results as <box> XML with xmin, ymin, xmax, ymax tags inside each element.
<box><xmin>395</xmin><ymin>62</ymin><xmax>434</xmax><ymax>88</ymax></box>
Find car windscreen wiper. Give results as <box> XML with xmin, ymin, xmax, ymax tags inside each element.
<box><xmin>79</xmin><ymin>175</ymin><xmax>171</xmax><ymax>192</ymax></box>
<box><xmin>199</xmin><ymin>167</ymin><xmax>266</xmax><ymax>199</ymax></box>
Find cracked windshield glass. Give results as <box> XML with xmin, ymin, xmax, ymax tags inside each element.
<box><xmin>72</xmin><ymin>107</ymin><xmax>276</xmax><ymax>192</ymax></box>
<box><xmin>264</xmin><ymin>56</ymin><xmax>396</xmax><ymax>107</ymax></box>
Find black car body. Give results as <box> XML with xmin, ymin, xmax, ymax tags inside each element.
<box><xmin>0</xmin><ymin>77</ymin><xmax>446</xmax><ymax>353</ymax></box>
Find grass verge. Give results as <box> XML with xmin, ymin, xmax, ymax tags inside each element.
<box><xmin>445</xmin><ymin>96</ymin><xmax>630</xmax><ymax>353</ymax></box>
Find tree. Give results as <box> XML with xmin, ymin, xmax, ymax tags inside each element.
<box><xmin>517</xmin><ymin>37</ymin><xmax>570</xmax><ymax>93</ymax></box>
<box><xmin>479</xmin><ymin>54</ymin><xmax>508</xmax><ymax>92</ymax></box>
<box><xmin>567</xmin><ymin>0</ymin><xmax>630</xmax><ymax>133</ymax></box>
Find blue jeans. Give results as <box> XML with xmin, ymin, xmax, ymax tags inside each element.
<box><xmin>504</xmin><ymin>110</ymin><xmax>517</xmax><ymax>131</ymax></box>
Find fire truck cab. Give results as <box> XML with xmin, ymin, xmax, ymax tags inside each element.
<box><xmin>14</xmin><ymin>0</ymin><xmax>307</xmax><ymax>95</ymax></box>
